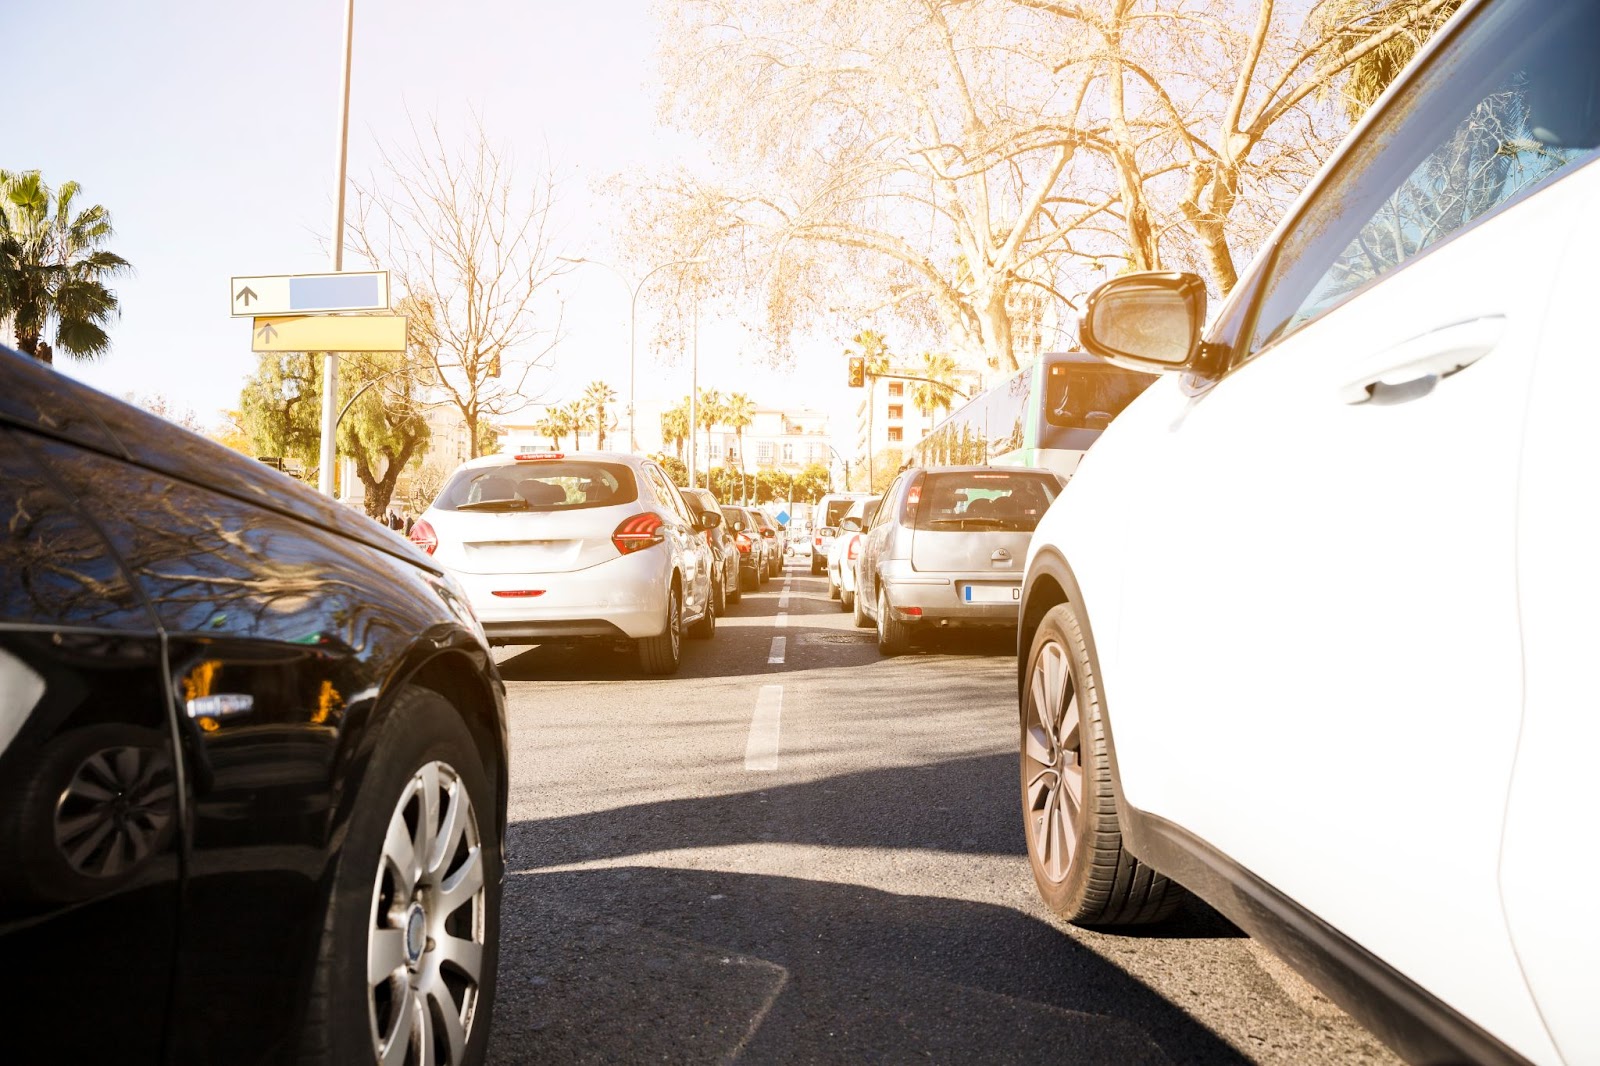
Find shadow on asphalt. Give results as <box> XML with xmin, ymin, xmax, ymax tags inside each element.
<box><xmin>490</xmin><ymin>863</ymin><xmax>1250</xmax><ymax>1064</ymax></box>
<box><xmin>507</xmin><ymin>751</ymin><xmax>1242</xmax><ymax>946</ymax></box>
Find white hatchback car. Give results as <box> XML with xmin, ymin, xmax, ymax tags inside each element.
<box><xmin>1017</xmin><ymin>1</ymin><xmax>1598</xmax><ymax>1063</ymax></box>
<box><xmin>411</xmin><ymin>451</ymin><xmax>718</xmax><ymax>673</ymax></box>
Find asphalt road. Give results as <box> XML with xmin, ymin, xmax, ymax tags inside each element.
<box><xmin>486</xmin><ymin>557</ymin><xmax>1399</xmax><ymax>1065</ymax></box>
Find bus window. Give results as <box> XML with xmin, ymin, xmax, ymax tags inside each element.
<box><xmin>1044</xmin><ymin>364</ymin><xmax>1156</xmax><ymax>431</ymax></box>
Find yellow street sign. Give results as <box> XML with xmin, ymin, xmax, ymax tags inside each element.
<box><xmin>251</xmin><ymin>314</ymin><xmax>408</xmax><ymax>353</ymax></box>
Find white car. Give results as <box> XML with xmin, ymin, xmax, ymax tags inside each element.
<box><xmin>410</xmin><ymin>451</ymin><xmax>719</xmax><ymax>673</ymax></box>
<box><xmin>808</xmin><ymin>492</ymin><xmax>874</xmax><ymax>574</ymax></box>
<box><xmin>1017</xmin><ymin>2</ymin><xmax>1598</xmax><ymax>1063</ymax></box>
<box><xmin>825</xmin><ymin>496</ymin><xmax>878</xmax><ymax>612</ymax></box>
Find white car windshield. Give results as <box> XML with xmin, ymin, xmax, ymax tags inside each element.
<box><xmin>436</xmin><ymin>460</ymin><xmax>639</xmax><ymax>512</ymax></box>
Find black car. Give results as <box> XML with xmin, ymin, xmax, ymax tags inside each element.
<box><xmin>0</xmin><ymin>347</ymin><xmax>507</xmax><ymax>1065</ymax></box>
<box><xmin>677</xmin><ymin>485</ymin><xmax>741</xmax><ymax>613</ymax></box>
<box><xmin>719</xmin><ymin>505</ymin><xmax>768</xmax><ymax>591</ymax></box>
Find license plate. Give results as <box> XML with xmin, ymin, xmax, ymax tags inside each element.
<box><xmin>963</xmin><ymin>583</ymin><xmax>1021</xmax><ymax>603</ymax></box>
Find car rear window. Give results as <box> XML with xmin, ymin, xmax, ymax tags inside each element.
<box><xmin>435</xmin><ymin>460</ymin><xmax>638</xmax><ymax>512</ymax></box>
<box><xmin>911</xmin><ymin>471</ymin><xmax>1060</xmax><ymax>532</ymax></box>
<box><xmin>823</xmin><ymin>498</ymin><xmax>858</xmax><ymax>526</ymax></box>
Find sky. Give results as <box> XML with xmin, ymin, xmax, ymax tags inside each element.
<box><xmin>5</xmin><ymin>0</ymin><xmax>865</xmax><ymax>449</ymax></box>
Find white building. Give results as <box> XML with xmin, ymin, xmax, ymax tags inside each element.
<box><xmin>854</xmin><ymin>367</ymin><xmax>981</xmax><ymax>475</ymax></box>
<box><xmin>700</xmin><ymin>406</ymin><xmax>834</xmax><ymax>478</ymax></box>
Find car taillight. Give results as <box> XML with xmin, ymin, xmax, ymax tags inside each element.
<box><xmin>847</xmin><ymin>534</ymin><xmax>862</xmax><ymax>561</ymax></box>
<box><xmin>814</xmin><ymin>534</ymin><xmax>822</xmax><ymax>546</ymax></box>
<box><xmin>515</xmin><ymin>452</ymin><xmax>564</xmax><ymax>461</ymax></box>
<box><xmin>735</xmin><ymin>533</ymin><xmax>752</xmax><ymax>553</ymax></box>
<box><xmin>902</xmin><ymin>481</ymin><xmax>922</xmax><ymax>525</ymax></box>
<box><xmin>612</xmin><ymin>512</ymin><xmax>665</xmax><ymax>555</ymax></box>
<box><xmin>409</xmin><ymin>518</ymin><xmax>438</xmax><ymax>556</ymax></box>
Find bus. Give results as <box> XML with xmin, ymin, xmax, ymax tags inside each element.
<box><xmin>907</xmin><ymin>352</ymin><xmax>1157</xmax><ymax>479</ymax></box>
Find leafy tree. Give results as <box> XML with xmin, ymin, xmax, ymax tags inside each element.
<box><xmin>337</xmin><ymin>350</ymin><xmax>431</xmax><ymax>519</ymax></box>
<box><xmin>584</xmin><ymin>380</ymin><xmax>619</xmax><ymax>450</ymax></box>
<box><xmin>661</xmin><ymin>400</ymin><xmax>691</xmax><ymax>461</ymax></box>
<box><xmin>562</xmin><ymin>400</ymin><xmax>589</xmax><ymax>450</ymax></box>
<box><xmin>240</xmin><ymin>352</ymin><xmax>323</xmax><ymax>473</ymax></box>
<box><xmin>654</xmin><ymin>453</ymin><xmax>689</xmax><ymax>484</ymax></box>
<box><xmin>348</xmin><ymin>120</ymin><xmax>569</xmax><ymax>458</ymax></box>
<box><xmin>753</xmin><ymin>467</ymin><xmax>793</xmax><ymax>504</ymax></box>
<box><xmin>910</xmin><ymin>352</ymin><xmax>961</xmax><ymax>431</ymax></box>
<box><xmin>695</xmin><ymin>388</ymin><xmax>725</xmax><ymax>470</ymax></box>
<box><xmin>723</xmin><ymin>391</ymin><xmax>755</xmax><ymax>481</ymax></box>
<box><xmin>0</xmin><ymin>170</ymin><xmax>130</xmax><ymax>363</ymax></box>
<box><xmin>867</xmin><ymin>447</ymin><xmax>904</xmax><ymax>493</ymax></box>
<box><xmin>791</xmin><ymin>462</ymin><xmax>830</xmax><ymax>504</ymax></box>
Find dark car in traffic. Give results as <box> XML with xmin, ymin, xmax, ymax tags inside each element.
<box><xmin>719</xmin><ymin>505</ymin><xmax>769</xmax><ymax>590</ymax></box>
<box><xmin>678</xmin><ymin>484</ymin><xmax>742</xmax><ymax>612</ymax></box>
<box><xmin>0</xmin><ymin>346</ymin><xmax>508</xmax><ymax>1065</ymax></box>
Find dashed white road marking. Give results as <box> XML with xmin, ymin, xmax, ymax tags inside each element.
<box><xmin>778</xmin><ymin>592</ymin><xmax>790</xmax><ymax>609</ymax></box>
<box><xmin>774</xmin><ymin>612</ymin><xmax>788</xmax><ymax>628</ymax></box>
<box><xmin>744</xmin><ymin>684</ymin><xmax>783</xmax><ymax>771</ymax></box>
<box><xmin>767</xmin><ymin>636</ymin><xmax>786</xmax><ymax>664</ymax></box>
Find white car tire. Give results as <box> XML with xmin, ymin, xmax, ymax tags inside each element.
<box><xmin>1021</xmin><ymin>603</ymin><xmax>1182</xmax><ymax>925</ymax></box>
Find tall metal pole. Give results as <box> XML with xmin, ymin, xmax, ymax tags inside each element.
<box><xmin>319</xmin><ymin>0</ymin><xmax>355</xmax><ymax>497</ymax></box>
<box><xmin>628</xmin><ymin>286</ymin><xmax>640</xmax><ymax>454</ymax></box>
<box><xmin>688</xmin><ymin>294</ymin><xmax>699</xmax><ymax>488</ymax></box>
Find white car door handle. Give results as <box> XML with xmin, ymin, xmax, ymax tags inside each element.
<box><xmin>1341</xmin><ymin>315</ymin><xmax>1504</xmax><ymax>406</ymax></box>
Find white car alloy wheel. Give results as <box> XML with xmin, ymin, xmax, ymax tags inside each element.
<box><xmin>368</xmin><ymin>760</ymin><xmax>486</xmax><ymax>1066</ymax></box>
<box><xmin>1024</xmin><ymin>640</ymin><xmax>1082</xmax><ymax>884</ymax></box>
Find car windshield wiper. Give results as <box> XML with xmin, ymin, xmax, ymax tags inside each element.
<box><xmin>455</xmin><ymin>499</ymin><xmax>529</xmax><ymax>512</ymax></box>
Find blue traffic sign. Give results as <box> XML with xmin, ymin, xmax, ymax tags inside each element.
<box><xmin>775</xmin><ymin>510</ymin><xmax>790</xmax><ymax>526</ymax></box>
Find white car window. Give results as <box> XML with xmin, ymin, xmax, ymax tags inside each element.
<box><xmin>1246</xmin><ymin>0</ymin><xmax>1600</xmax><ymax>360</ymax></box>
<box><xmin>645</xmin><ymin>464</ymin><xmax>692</xmax><ymax>523</ymax></box>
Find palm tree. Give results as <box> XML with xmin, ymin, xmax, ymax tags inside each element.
<box><xmin>0</xmin><ymin>170</ymin><xmax>131</xmax><ymax>364</ymax></box>
<box><xmin>696</xmin><ymin>388</ymin><xmax>724</xmax><ymax>473</ymax></box>
<box><xmin>910</xmin><ymin>351</ymin><xmax>961</xmax><ymax>432</ymax></box>
<box><xmin>660</xmin><ymin>401</ymin><xmax>690</xmax><ymax>461</ymax></box>
<box><xmin>583</xmin><ymin>380</ymin><xmax>619</xmax><ymax>451</ymax></box>
<box><xmin>723</xmin><ymin>392</ymin><xmax>755</xmax><ymax>499</ymax></box>
<box><xmin>534</xmin><ymin>410</ymin><xmax>564</xmax><ymax>449</ymax></box>
<box><xmin>561</xmin><ymin>400</ymin><xmax>589</xmax><ymax>450</ymax></box>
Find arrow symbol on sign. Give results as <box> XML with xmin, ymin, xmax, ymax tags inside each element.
<box><xmin>236</xmin><ymin>286</ymin><xmax>258</xmax><ymax>306</ymax></box>
<box><xmin>255</xmin><ymin>322</ymin><xmax>278</xmax><ymax>343</ymax></box>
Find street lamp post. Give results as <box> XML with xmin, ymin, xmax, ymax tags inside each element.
<box><xmin>318</xmin><ymin>0</ymin><xmax>356</xmax><ymax>497</ymax></box>
<box><xmin>559</xmin><ymin>255</ymin><xmax>706</xmax><ymax>455</ymax></box>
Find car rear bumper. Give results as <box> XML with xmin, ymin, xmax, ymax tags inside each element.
<box><xmin>881</xmin><ymin>564</ymin><xmax>1022</xmax><ymax>626</ymax></box>
<box><xmin>449</xmin><ymin>549</ymin><xmax>670</xmax><ymax>643</ymax></box>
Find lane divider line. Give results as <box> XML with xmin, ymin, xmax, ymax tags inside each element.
<box><xmin>744</xmin><ymin>684</ymin><xmax>783</xmax><ymax>771</ymax></box>
<box><xmin>778</xmin><ymin>593</ymin><xmax>790</xmax><ymax>609</ymax></box>
<box><xmin>767</xmin><ymin>636</ymin><xmax>786</xmax><ymax>664</ymax></box>
<box><xmin>774</xmin><ymin>612</ymin><xmax>788</xmax><ymax>629</ymax></box>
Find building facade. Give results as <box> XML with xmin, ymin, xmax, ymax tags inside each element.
<box><xmin>854</xmin><ymin>367</ymin><xmax>982</xmax><ymax>477</ymax></box>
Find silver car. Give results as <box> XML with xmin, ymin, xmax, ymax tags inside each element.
<box><xmin>413</xmin><ymin>451</ymin><xmax>719</xmax><ymax>673</ymax></box>
<box><xmin>855</xmin><ymin>466</ymin><xmax>1064</xmax><ymax>654</ymax></box>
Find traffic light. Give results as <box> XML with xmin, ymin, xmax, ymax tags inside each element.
<box><xmin>847</xmin><ymin>355</ymin><xmax>865</xmax><ymax>388</ymax></box>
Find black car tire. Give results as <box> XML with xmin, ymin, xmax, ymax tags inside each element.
<box><xmin>876</xmin><ymin>587</ymin><xmax>911</xmax><ymax>655</ymax></box>
<box><xmin>638</xmin><ymin>587</ymin><xmax>683</xmax><ymax>675</ymax></box>
<box><xmin>810</xmin><ymin>557</ymin><xmax>823</xmax><ymax>575</ymax></box>
<box><xmin>741</xmin><ymin>566</ymin><xmax>759</xmax><ymax>592</ymax></box>
<box><xmin>757</xmin><ymin>559</ymin><xmax>769</xmax><ymax>586</ymax></box>
<box><xmin>300</xmin><ymin>686</ymin><xmax>501</xmax><ymax>1066</ymax></box>
<box><xmin>727</xmin><ymin>568</ymin><xmax>742</xmax><ymax>604</ymax></box>
<box><xmin>829</xmin><ymin>577</ymin><xmax>841</xmax><ymax>601</ymax></box>
<box><xmin>713</xmin><ymin>572</ymin><xmax>727</xmax><ymax>616</ymax></box>
<box><xmin>839</xmin><ymin>585</ymin><xmax>853</xmax><ymax>612</ymax></box>
<box><xmin>1021</xmin><ymin>603</ymin><xmax>1183</xmax><ymax>925</ymax></box>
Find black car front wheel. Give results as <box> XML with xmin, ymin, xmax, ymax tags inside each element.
<box><xmin>301</xmin><ymin>686</ymin><xmax>500</xmax><ymax>1066</ymax></box>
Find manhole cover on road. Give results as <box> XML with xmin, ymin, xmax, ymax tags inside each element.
<box><xmin>799</xmin><ymin>633</ymin><xmax>876</xmax><ymax>644</ymax></box>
